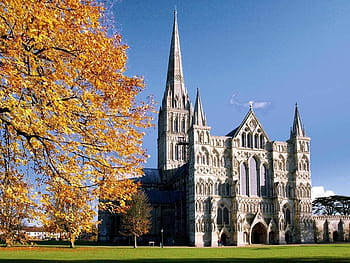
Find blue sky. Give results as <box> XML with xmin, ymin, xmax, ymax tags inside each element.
<box><xmin>111</xmin><ymin>0</ymin><xmax>350</xmax><ymax>196</ymax></box>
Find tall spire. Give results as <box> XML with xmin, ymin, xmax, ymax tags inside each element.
<box><xmin>291</xmin><ymin>103</ymin><xmax>305</xmax><ymax>138</ymax></box>
<box><xmin>193</xmin><ymin>88</ymin><xmax>206</xmax><ymax>126</ymax></box>
<box><xmin>165</xmin><ymin>10</ymin><xmax>187</xmax><ymax>103</ymax></box>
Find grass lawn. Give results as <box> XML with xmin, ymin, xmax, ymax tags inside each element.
<box><xmin>0</xmin><ymin>244</ymin><xmax>349</xmax><ymax>263</ymax></box>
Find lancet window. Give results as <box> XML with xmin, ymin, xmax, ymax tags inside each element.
<box><xmin>240</xmin><ymin>157</ymin><xmax>269</xmax><ymax>197</ymax></box>
<box><xmin>217</xmin><ymin>204</ymin><xmax>229</xmax><ymax>225</ymax></box>
<box><xmin>240</xmin><ymin>131</ymin><xmax>266</xmax><ymax>149</ymax></box>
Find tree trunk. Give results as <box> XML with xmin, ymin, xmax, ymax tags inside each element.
<box><xmin>133</xmin><ymin>235</ymin><xmax>137</xmax><ymax>248</ymax></box>
<box><xmin>70</xmin><ymin>236</ymin><xmax>76</xmax><ymax>248</ymax></box>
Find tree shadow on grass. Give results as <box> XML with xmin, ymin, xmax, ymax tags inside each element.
<box><xmin>0</xmin><ymin>258</ymin><xmax>348</xmax><ymax>263</ymax></box>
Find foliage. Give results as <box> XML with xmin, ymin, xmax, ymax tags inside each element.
<box><xmin>0</xmin><ymin>126</ymin><xmax>37</xmax><ymax>246</ymax></box>
<box><xmin>312</xmin><ymin>195</ymin><xmax>350</xmax><ymax>215</ymax></box>
<box><xmin>120</xmin><ymin>190</ymin><xmax>152</xmax><ymax>248</ymax></box>
<box><xmin>1</xmin><ymin>245</ymin><xmax>350</xmax><ymax>262</ymax></box>
<box><xmin>41</xmin><ymin>177</ymin><xmax>96</xmax><ymax>248</ymax></box>
<box><xmin>0</xmin><ymin>0</ymin><xmax>153</xmax><ymax>247</ymax></box>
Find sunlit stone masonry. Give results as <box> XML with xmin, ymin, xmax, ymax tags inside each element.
<box><xmin>98</xmin><ymin>11</ymin><xmax>349</xmax><ymax>247</ymax></box>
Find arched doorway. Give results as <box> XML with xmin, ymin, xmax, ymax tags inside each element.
<box><xmin>251</xmin><ymin>223</ymin><xmax>267</xmax><ymax>244</ymax></box>
<box><xmin>220</xmin><ymin>233</ymin><xmax>227</xmax><ymax>245</ymax></box>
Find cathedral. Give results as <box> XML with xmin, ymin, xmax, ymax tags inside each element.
<box><xmin>98</xmin><ymin>12</ymin><xmax>350</xmax><ymax>246</ymax></box>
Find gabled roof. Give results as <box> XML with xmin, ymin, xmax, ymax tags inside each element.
<box><xmin>226</xmin><ymin>107</ymin><xmax>269</xmax><ymax>141</ymax></box>
<box><xmin>139</xmin><ymin>168</ymin><xmax>161</xmax><ymax>184</ymax></box>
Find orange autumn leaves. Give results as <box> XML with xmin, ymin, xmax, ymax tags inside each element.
<box><xmin>0</xmin><ymin>0</ymin><xmax>153</xmax><ymax>246</ymax></box>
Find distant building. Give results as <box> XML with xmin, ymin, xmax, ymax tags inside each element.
<box><xmin>22</xmin><ymin>226</ymin><xmax>60</xmax><ymax>240</ymax></box>
<box><xmin>98</xmin><ymin>11</ymin><xmax>349</xmax><ymax>246</ymax></box>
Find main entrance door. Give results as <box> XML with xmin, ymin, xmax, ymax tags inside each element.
<box><xmin>251</xmin><ymin>223</ymin><xmax>267</xmax><ymax>244</ymax></box>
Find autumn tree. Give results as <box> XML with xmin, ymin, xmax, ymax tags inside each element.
<box><xmin>0</xmin><ymin>0</ymin><xmax>153</xmax><ymax>246</ymax></box>
<box><xmin>41</xmin><ymin>178</ymin><xmax>97</xmax><ymax>248</ymax></box>
<box><xmin>120</xmin><ymin>190</ymin><xmax>152</xmax><ymax>248</ymax></box>
<box><xmin>0</xmin><ymin>123</ymin><xmax>38</xmax><ymax>246</ymax></box>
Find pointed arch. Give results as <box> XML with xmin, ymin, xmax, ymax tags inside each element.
<box><xmin>240</xmin><ymin>162</ymin><xmax>248</xmax><ymax>196</ymax></box>
<box><xmin>283</xmin><ymin>203</ymin><xmax>291</xmax><ymax>226</ymax></box>
<box><xmin>241</xmin><ymin>132</ymin><xmax>246</xmax><ymax>147</ymax></box>
<box><xmin>247</xmin><ymin>133</ymin><xmax>253</xmax><ymax>148</ymax></box>
<box><xmin>169</xmin><ymin>142</ymin><xmax>174</xmax><ymax>160</ymax></box>
<box><xmin>249</xmin><ymin>157</ymin><xmax>259</xmax><ymax>196</ymax></box>
<box><xmin>301</xmin><ymin>155</ymin><xmax>309</xmax><ymax>171</ymax></box>
<box><xmin>181</xmin><ymin>118</ymin><xmax>186</xmax><ymax>132</ymax></box>
<box><xmin>217</xmin><ymin>203</ymin><xmax>230</xmax><ymax>226</ymax></box>
<box><xmin>254</xmin><ymin>133</ymin><xmax>259</xmax><ymax>148</ymax></box>
<box><xmin>260</xmin><ymin>163</ymin><xmax>267</xmax><ymax>197</ymax></box>
<box><xmin>212</xmin><ymin>149</ymin><xmax>219</xmax><ymax>167</ymax></box>
<box><xmin>199</xmin><ymin>131</ymin><xmax>204</xmax><ymax>143</ymax></box>
<box><xmin>174</xmin><ymin>116</ymin><xmax>179</xmax><ymax>132</ymax></box>
<box><xmin>260</xmin><ymin>134</ymin><xmax>265</xmax><ymax>149</ymax></box>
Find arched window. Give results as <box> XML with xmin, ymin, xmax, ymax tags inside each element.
<box><xmin>241</xmin><ymin>133</ymin><xmax>246</xmax><ymax>147</ymax></box>
<box><xmin>196</xmin><ymin>153</ymin><xmax>201</xmax><ymax>164</ymax></box>
<box><xmin>213</xmin><ymin>155</ymin><xmax>217</xmax><ymax>167</ymax></box>
<box><xmin>206</xmin><ymin>132</ymin><xmax>210</xmax><ymax>143</ymax></box>
<box><xmin>217</xmin><ymin>207</ymin><xmax>223</xmax><ymax>225</ymax></box>
<box><xmin>181</xmin><ymin>118</ymin><xmax>186</xmax><ymax>133</ymax></box>
<box><xmin>174</xmin><ymin>117</ymin><xmax>179</xmax><ymax>132</ymax></box>
<box><xmin>249</xmin><ymin>158</ymin><xmax>258</xmax><ymax>196</ymax></box>
<box><xmin>260</xmin><ymin>135</ymin><xmax>265</xmax><ymax>149</ymax></box>
<box><xmin>223</xmin><ymin>207</ymin><xmax>229</xmax><ymax>225</ymax></box>
<box><xmin>204</xmin><ymin>150</ymin><xmax>209</xmax><ymax>165</ymax></box>
<box><xmin>170</xmin><ymin>143</ymin><xmax>174</xmax><ymax>160</ymax></box>
<box><xmin>285</xmin><ymin>208</ymin><xmax>291</xmax><ymax>225</ymax></box>
<box><xmin>254</xmin><ymin>134</ymin><xmax>259</xmax><ymax>148</ymax></box>
<box><xmin>202</xmin><ymin>154</ymin><xmax>206</xmax><ymax>165</ymax></box>
<box><xmin>208</xmin><ymin>181</ymin><xmax>213</xmax><ymax>195</ymax></box>
<box><xmin>217</xmin><ymin>204</ymin><xmax>229</xmax><ymax>225</ymax></box>
<box><xmin>240</xmin><ymin>163</ymin><xmax>248</xmax><ymax>196</ymax></box>
<box><xmin>247</xmin><ymin>133</ymin><xmax>253</xmax><ymax>148</ymax></box>
<box><xmin>220</xmin><ymin>157</ymin><xmax>225</xmax><ymax>167</ymax></box>
<box><xmin>300</xmin><ymin>156</ymin><xmax>309</xmax><ymax>171</ymax></box>
<box><xmin>170</xmin><ymin>116</ymin><xmax>173</xmax><ymax>132</ymax></box>
<box><xmin>175</xmin><ymin>145</ymin><xmax>179</xmax><ymax>160</ymax></box>
<box><xmin>199</xmin><ymin>132</ymin><xmax>204</xmax><ymax>143</ymax></box>
<box><xmin>260</xmin><ymin>164</ymin><xmax>267</xmax><ymax>197</ymax></box>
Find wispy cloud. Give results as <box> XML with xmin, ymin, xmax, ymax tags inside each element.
<box><xmin>229</xmin><ymin>93</ymin><xmax>271</xmax><ymax>110</ymax></box>
<box><xmin>311</xmin><ymin>186</ymin><xmax>335</xmax><ymax>200</ymax></box>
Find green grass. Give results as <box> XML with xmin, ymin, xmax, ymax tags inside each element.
<box><xmin>0</xmin><ymin>244</ymin><xmax>349</xmax><ymax>262</ymax></box>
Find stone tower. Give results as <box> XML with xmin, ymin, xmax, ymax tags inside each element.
<box><xmin>287</xmin><ymin>104</ymin><xmax>313</xmax><ymax>243</ymax></box>
<box><xmin>157</xmin><ymin>10</ymin><xmax>192</xmax><ymax>183</ymax></box>
<box><xmin>188</xmin><ymin>89</ymin><xmax>214</xmax><ymax>246</ymax></box>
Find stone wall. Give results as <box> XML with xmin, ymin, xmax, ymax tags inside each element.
<box><xmin>313</xmin><ymin>215</ymin><xmax>350</xmax><ymax>242</ymax></box>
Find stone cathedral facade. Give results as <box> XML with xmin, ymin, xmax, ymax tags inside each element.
<box><xmin>98</xmin><ymin>12</ymin><xmax>349</xmax><ymax>246</ymax></box>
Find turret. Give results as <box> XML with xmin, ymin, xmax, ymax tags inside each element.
<box><xmin>290</xmin><ymin>103</ymin><xmax>306</xmax><ymax>139</ymax></box>
<box><xmin>287</xmin><ymin>104</ymin><xmax>313</xmax><ymax>243</ymax></box>
<box><xmin>193</xmin><ymin>89</ymin><xmax>207</xmax><ymax>126</ymax></box>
